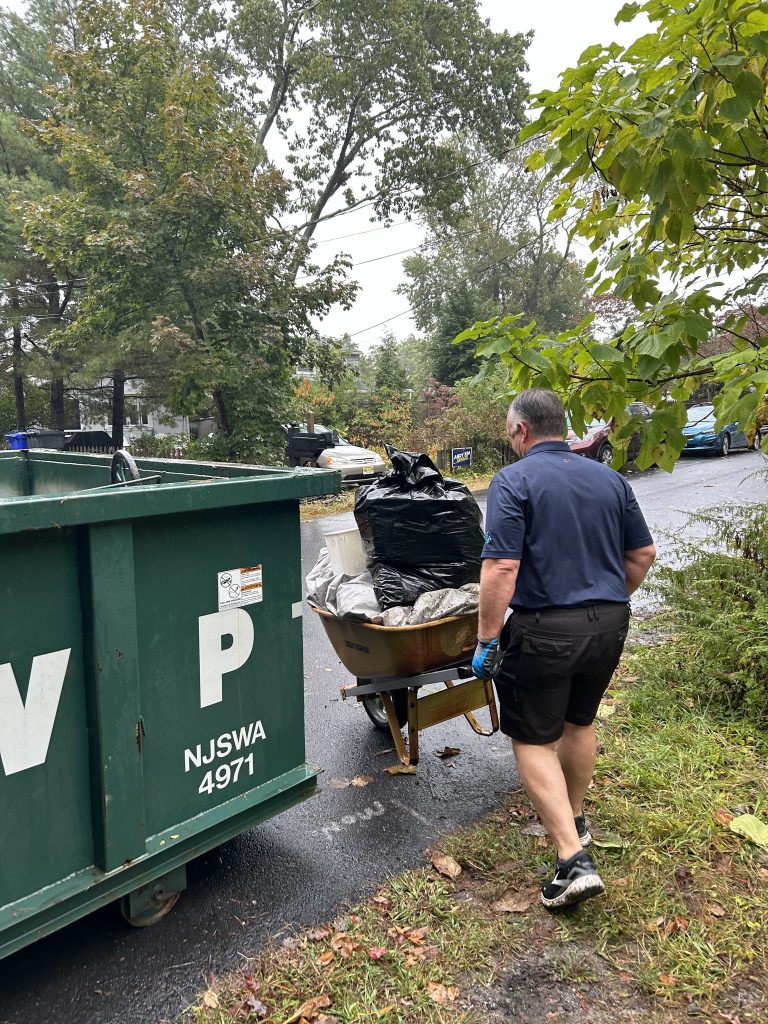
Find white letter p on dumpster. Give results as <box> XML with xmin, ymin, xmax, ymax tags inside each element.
<box><xmin>198</xmin><ymin>609</ymin><xmax>255</xmax><ymax>708</ymax></box>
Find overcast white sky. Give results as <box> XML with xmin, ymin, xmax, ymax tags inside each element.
<box><xmin>5</xmin><ymin>0</ymin><xmax>650</xmax><ymax>348</ymax></box>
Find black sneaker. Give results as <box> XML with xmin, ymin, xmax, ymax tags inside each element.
<box><xmin>575</xmin><ymin>815</ymin><xmax>592</xmax><ymax>848</ymax></box>
<box><xmin>540</xmin><ymin>852</ymin><xmax>605</xmax><ymax>910</ymax></box>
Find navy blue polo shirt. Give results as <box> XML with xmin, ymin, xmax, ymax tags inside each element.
<box><xmin>482</xmin><ymin>441</ymin><xmax>653</xmax><ymax>609</ymax></box>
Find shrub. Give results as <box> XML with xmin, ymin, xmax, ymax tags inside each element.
<box><xmin>652</xmin><ymin>503</ymin><xmax>768</xmax><ymax>725</ymax></box>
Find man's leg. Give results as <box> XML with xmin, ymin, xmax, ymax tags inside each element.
<box><xmin>512</xmin><ymin>739</ymin><xmax>582</xmax><ymax>861</ymax></box>
<box><xmin>557</xmin><ymin>721</ymin><xmax>597</xmax><ymax>817</ymax></box>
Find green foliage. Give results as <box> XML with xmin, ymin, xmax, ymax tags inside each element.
<box><xmin>410</xmin><ymin>366</ymin><xmax>510</xmax><ymax>470</ymax></box>
<box><xmin>475</xmin><ymin>0</ymin><xmax>768</xmax><ymax>462</ymax></box>
<box><xmin>0</xmin><ymin>380</ymin><xmax>50</xmax><ymax>437</ymax></box>
<box><xmin>21</xmin><ymin>0</ymin><xmax>351</xmax><ymax>459</ymax></box>
<box><xmin>348</xmin><ymin>389</ymin><xmax>414</xmax><ymax>451</ymax></box>
<box><xmin>401</xmin><ymin>138</ymin><xmax>589</xmax><ymax>385</ymax></box>
<box><xmin>232</xmin><ymin>0</ymin><xmax>529</xmax><ymax>226</ymax></box>
<box><xmin>371</xmin><ymin>334</ymin><xmax>410</xmax><ymax>394</ymax></box>
<box><xmin>652</xmin><ymin>504</ymin><xmax>768</xmax><ymax>724</ymax></box>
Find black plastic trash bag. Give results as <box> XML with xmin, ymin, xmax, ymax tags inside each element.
<box><xmin>354</xmin><ymin>445</ymin><xmax>484</xmax><ymax>610</ymax></box>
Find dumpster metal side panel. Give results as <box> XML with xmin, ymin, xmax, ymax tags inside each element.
<box><xmin>0</xmin><ymin>529</ymin><xmax>94</xmax><ymax>906</ymax></box>
<box><xmin>131</xmin><ymin>502</ymin><xmax>307</xmax><ymax>834</ymax></box>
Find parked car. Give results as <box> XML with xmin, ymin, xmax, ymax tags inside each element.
<box><xmin>753</xmin><ymin>424</ymin><xmax>768</xmax><ymax>451</ymax></box>
<box><xmin>682</xmin><ymin>404</ymin><xmax>748</xmax><ymax>456</ymax></box>
<box><xmin>567</xmin><ymin>402</ymin><xmax>652</xmax><ymax>466</ymax></box>
<box><xmin>285</xmin><ymin>423</ymin><xmax>386</xmax><ymax>482</ymax></box>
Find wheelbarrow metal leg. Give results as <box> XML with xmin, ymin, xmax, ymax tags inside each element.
<box><xmin>444</xmin><ymin>678</ymin><xmax>500</xmax><ymax>736</ymax></box>
<box><xmin>380</xmin><ymin>692</ymin><xmax>411</xmax><ymax>765</ymax></box>
<box><xmin>407</xmin><ymin>688</ymin><xmax>420</xmax><ymax>766</ymax></box>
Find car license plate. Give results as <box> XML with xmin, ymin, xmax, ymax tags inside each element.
<box><xmin>362</xmin><ymin>466</ymin><xmax>374</xmax><ymax>474</ymax></box>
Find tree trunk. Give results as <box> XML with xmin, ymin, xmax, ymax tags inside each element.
<box><xmin>111</xmin><ymin>369</ymin><xmax>125</xmax><ymax>448</ymax></box>
<box><xmin>45</xmin><ymin>276</ymin><xmax>65</xmax><ymax>430</ymax></box>
<box><xmin>10</xmin><ymin>288</ymin><xmax>26</xmax><ymax>431</ymax></box>
<box><xmin>50</xmin><ymin>378</ymin><xmax>65</xmax><ymax>431</ymax></box>
<box><xmin>212</xmin><ymin>385</ymin><xmax>231</xmax><ymax>436</ymax></box>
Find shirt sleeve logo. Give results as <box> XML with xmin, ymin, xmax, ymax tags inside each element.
<box><xmin>485</xmin><ymin>531</ymin><xmax>493</xmax><ymax>544</ymax></box>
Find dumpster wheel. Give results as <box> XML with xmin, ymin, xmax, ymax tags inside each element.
<box><xmin>119</xmin><ymin>866</ymin><xmax>186</xmax><ymax>927</ymax></box>
<box><xmin>120</xmin><ymin>889</ymin><xmax>181</xmax><ymax>927</ymax></box>
<box><xmin>361</xmin><ymin>691</ymin><xmax>408</xmax><ymax>731</ymax></box>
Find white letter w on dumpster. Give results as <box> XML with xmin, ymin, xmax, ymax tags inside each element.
<box><xmin>0</xmin><ymin>649</ymin><xmax>70</xmax><ymax>776</ymax></box>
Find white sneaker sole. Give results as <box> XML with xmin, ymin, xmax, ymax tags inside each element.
<box><xmin>540</xmin><ymin>872</ymin><xmax>605</xmax><ymax>909</ymax></box>
<box><xmin>580</xmin><ymin>830</ymin><xmax>592</xmax><ymax>848</ymax></box>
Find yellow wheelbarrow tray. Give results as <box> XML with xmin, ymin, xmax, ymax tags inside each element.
<box><xmin>312</xmin><ymin>607</ymin><xmax>499</xmax><ymax>766</ymax></box>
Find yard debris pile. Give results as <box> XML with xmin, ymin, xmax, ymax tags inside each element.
<box><xmin>306</xmin><ymin>446</ymin><xmax>484</xmax><ymax>625</ymax></box>
<box><xmin>306</xmin><ymin>547</ymin><xmax>479</xmax><ymax>625</ymax></box>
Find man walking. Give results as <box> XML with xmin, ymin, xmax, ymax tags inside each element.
<box><xmin>472</xmin><ymin>389</ymin><xmax>655</xmax><ymax>909</ymax></box>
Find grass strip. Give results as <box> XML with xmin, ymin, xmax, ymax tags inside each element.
<box><xmin>185</xmin><ymin>639</ymin><xmax>768</xmax><ymax>1024</ymax></box>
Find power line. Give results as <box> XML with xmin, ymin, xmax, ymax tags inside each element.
<box><xmin>346</xmin><ymin>212</ymin><xmax>581</xmax><ymax>339</ymax></box>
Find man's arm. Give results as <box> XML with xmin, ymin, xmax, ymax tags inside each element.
<box><xmin>478</xmin><ymin>557</ymin><xmax>521</xmax><ymax>639</ymax></box>
<box><xmin>624</xmin><ymin>544</ymin><xmax>656</xmax><ymax>595</ymax></box>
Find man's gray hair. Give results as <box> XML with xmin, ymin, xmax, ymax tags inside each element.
<box><xmin>510</xmin><ymin>389</ymin><xmax>566</xmax><ymax>439</ymax></box>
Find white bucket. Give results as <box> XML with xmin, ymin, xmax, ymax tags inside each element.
<box><xmin>324</xmin><ymin>528</ymin><xmax>367</xmax><ymax>576</ymax></box>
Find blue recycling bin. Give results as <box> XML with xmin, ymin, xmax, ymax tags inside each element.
<box><xmin>5</xmin><ymin>433</ymin><xmax>28</xmax><ymax>451</ymax></box>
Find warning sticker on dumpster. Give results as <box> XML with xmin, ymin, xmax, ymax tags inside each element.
<box><xmin>217</xmin><ymin>566</ymin><xmax>263</xmax><ymax>611</ymax></box>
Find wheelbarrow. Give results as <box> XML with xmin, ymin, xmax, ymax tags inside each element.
<box><xmin>313</xmin><ymin>609</ymin><xmax>499</xmax><ymax>766</ymax></box>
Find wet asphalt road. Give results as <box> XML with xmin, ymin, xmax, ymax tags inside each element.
<box><xmin>1</xmin><ymin>451</ymin><xmax>766</xmax><ymax>1024</ymax></box>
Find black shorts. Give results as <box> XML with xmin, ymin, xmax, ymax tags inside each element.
<box><xmin>494</xmin><ymin>602</ymin><xmax>630</xmax><ymax>745</ymax></box>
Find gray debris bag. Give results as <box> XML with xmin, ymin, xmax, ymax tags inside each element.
<box><xmin>333</xmin><ymin>574</ymin><xmax>383</xmax><ymax>622</ymax></box>
<box><xmin>306</xmin><ymin>547</ymin><xmax>335</xmax><ymax>609</ymax></box>
<box><xmin>407</xmin><ymin>583</ymin><xmax>479</xmax><ymax>626</ymax></box>
<box><xmin>306</xmin><ymin>547</ymin><xmax>383</xmax><ymax>621</ymax></box>
<box><xmin>381</xmin><ymin>605</ymin><xmax>412</xmax><ymax>627</ymax></box>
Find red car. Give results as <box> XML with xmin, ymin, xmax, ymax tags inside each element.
<box><xmin>567</xmin><ymin>403</ymin><xmax>652</xmax><ymax>466</ymax></box>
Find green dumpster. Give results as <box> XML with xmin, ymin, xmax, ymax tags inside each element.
<box><xmin>0</xmin><ymin>448</ymin><xmax>339</xmax><ymax>957</ymax></box>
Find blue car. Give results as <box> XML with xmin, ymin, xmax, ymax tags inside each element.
<box><xmin>682</xmin><ymin>404</ymin><xmax>748</xmax><ymax>456</ymax></box>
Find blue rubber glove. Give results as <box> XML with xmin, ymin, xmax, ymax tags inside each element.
<box><xmin>472</xmin><ymin>636</ymin><xmax>502</xmax><ymax>679</ymax></box>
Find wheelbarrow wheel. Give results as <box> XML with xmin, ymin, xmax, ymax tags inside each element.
<box><xmin>361</xmin><ymin>691</ymin><xmax>408</xmax><ymax>731</ymax></box>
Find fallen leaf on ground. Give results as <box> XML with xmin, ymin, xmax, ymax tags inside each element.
<box><xmin>316</xmin><ymin>951</ymin><xmax>334</xmax><ymax>966</ymax></box>
<box><xmin>307</xmin><ymin>928</ymin><xmax>330</xmax><ymax>942</ymax></box>
<box><xmin>707</xmin><ymin>902</ymin><xmax>726</xmax><ymax>918</ymax></box>
<box><xmin>715</xmin><ymin>806</ymin><xmax>734</xmax><ymax>826</ymax></box>
<box><xmin>327</xmin><ymin>777</ymin><xmax>351</xmax><ymax>789</ymax></box>
<box><xmin>674</xmin><ymin>864</ymin><xmax>694</xmax><ymax>889</ymax></box>
<box><xmin>407</xmin><ymin>926</ymin><xmax>430</xmax><ymax>945</ymax></box>
<box><xmin>521</xmin><ymin>821</ymin><xmax>547</xmax><ymax>837</ymax></box>
<box><xmin>435</xmin><ymin>746</ymin><xmax>461</xmax><ymax>759</ymax></box>
<box><xmin>665</xmin><ymin>915</ymin><xmax>689</xmax><ymax>935</ymax></box>
<box><xmin>428</xmin><ymin>849</ymin><xmax>462</xmax><ymax>879</ymax></box>
<box><xmin>591</xmin><ymin>833</ymin><xmax>628</xmax><ymax>849</ymax></box>
<box><xmin>351</xmin><ymin>775</ymin><xmax>373</xmax><ymax>787</ymax></box>
<box><xmin>384</xmin><ymin>764</ymin><xmax>417</xmax><ymax>775</ymax></box>
<box><xmin>729</xmin><ymin>813</ymin><xmax>768</xmax><ymax>849</ymax></box>
<box><xmin>377</xmin><ymin>1007</ymin><xmax>395</xmax><ymax>1018</ymax></box>
<box><xmin>316</xmin><ymin>1017</ymin><xmax>340</xmax><ymax>1024</ymax></box>
<box><xmin>426</xmin><ymin>982</ymin><xmax>459</xmax><ymax>1004</ymax></box>
<box><xmin>371</xmin><ymin>894</ymin><xmax>391</xmax><ymax>912</ymax></box>
<box><xmin>404</xmin><ymin>944</ymin><xmax>439</xmax><ymax>966</ymax></box>
<box><xmin>240</xmin><ymin>996</ymin><xmax>268</xmax><ymax>1018</ymax></box>
<box><xmin>596</xmin><ymin>703</ymin><xmax>616</xmax><ymax>719</ymax></box>
<box><xmin>202</xmin><ymin>990</ymin><xmax>219</xmax><ymax>1009</ymax></box>
<box><xmin>658</xmin><ymin>974</ymin><xmax>678</xmax><ymax>988</ymax></box>
<box><xmin>368</xmin><ymin>946</ymin><xmax>387</xmax><ymax>960</ymax></box>
<box><xmin>492</xmin><ymin>893</ymin><xmax>532</xmax><ymax>914</ymax></box>
<box><xmin>284</xmin><ymin>995</ymin><xmax>332</xmax><ymax>1024</ymax></box>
